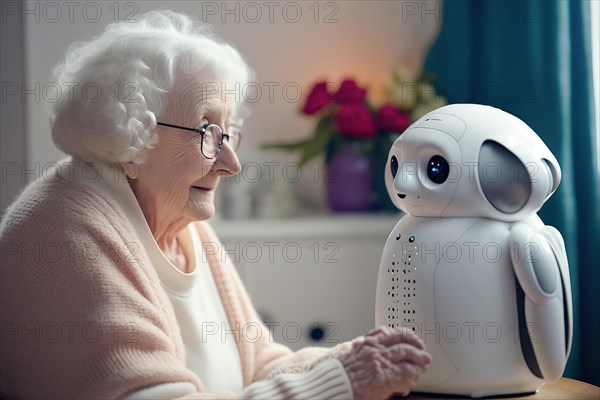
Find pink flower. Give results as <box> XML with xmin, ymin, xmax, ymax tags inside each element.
<box><xmin>333</xmin><ymin>79</ymin><xmax>367</xmax><ymax>104</ymax></box>
<box><xmin>302</xmin><ymin>81</ymin><xmax>332</xmax><ymax>115</ymax></box>
<box><xmin>377</xmin><ymin>103</ymin><xmax>410</xmax><ymax>132</ymax></box>
<box><xmin>334</xmin><ymin>103</ymin><xmax>377</xmax><ymax>138</ymax></box>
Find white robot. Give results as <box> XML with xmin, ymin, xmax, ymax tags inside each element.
<box><xmin>375</xmin><ymin>104</ymin><xmax>572</xmax><ymax>397</ymax></box>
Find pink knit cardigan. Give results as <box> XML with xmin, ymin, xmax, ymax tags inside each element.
<box><xmin>0</xmin><ymin>172</ymin><xmax>345</xmax><ymax>399</ymax></box>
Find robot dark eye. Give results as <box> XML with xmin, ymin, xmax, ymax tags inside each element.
<box><xmin>427</xmin><ymin>155</ymin><xmax>449</xmax><ymax>184</ymax></box>
<box><xmin>390</xmin><ymin>155</ymin><xmax>399</xmax><ymax>178</ymax></box>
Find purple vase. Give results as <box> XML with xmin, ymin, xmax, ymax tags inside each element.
<box><xmin>326</xmin><ymin>144</ymin><xmax>373</xmax><ymax>212</ymax></box>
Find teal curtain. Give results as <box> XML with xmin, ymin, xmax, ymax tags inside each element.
<box><xmin>425</xmin><ymin>0</ymin><xmax>599</xmax><ymax>385</ymax></box>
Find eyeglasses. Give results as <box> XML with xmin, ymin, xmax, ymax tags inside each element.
<box><xmin>156</xmin><ymin>121</ymin><xmax>242</xmax><ymax>159</ymax></box>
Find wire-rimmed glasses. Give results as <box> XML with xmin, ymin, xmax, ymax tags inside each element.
<box><xmin>156</xmin><ymin>121</ymin><xmax>241</xmax><ymax>159</ymax></box>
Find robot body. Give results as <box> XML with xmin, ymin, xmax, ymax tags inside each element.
<box><xmin>376</xmin><ymin>104</ymin><xmax>572</xmax><ymax>397</ymax></box>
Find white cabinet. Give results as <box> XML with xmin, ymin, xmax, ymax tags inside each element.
<box><xmin>212</xmin><ymin>213</ymin><xmax>399</xmax><ymax>350</ymax></box>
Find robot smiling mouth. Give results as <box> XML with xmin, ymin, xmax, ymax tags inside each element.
<box><xmin>397</xmin><ymin>193</ymin><xmax>406</xmax><ymax>199</ymax></box>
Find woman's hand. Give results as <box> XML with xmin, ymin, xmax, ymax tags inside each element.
<box><xmin>338</xmin><ymin>326</ymin><xmax>432</xmax><ymax>400</ymax></box>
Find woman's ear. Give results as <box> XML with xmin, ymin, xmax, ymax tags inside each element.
<box><xmin>122</xmin><ymin>162</ymin><xmax>140</xmax><ymax>180</ymax></box>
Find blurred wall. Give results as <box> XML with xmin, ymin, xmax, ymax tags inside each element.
<box><xmin>1</xmin><ymin>0</ymin><xmax>441</xmax><ymax>215</ymax></box>
<box><xmin>1</xmin><ymin>0</ymin><xmax>26</xmax><ymax>214</ymax></box>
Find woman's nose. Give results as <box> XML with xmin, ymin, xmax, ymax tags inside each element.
<box><xmin>213</xmin><ymin>142</ymin><xmax>241</xmax><ymax>176</ymax></box>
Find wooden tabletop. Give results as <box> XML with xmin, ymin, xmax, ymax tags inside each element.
<box><xmin>400</xmin><ymin>378</ymin><xmax>599</xmax><ymax>399</ymax></box>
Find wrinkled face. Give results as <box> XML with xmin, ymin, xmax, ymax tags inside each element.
<box><xmin>386</xmin><ymin>128</ymin><xmax>462</xmax><ymax>217</ymax></box>
<box><xmin>132</xmin><ymin>73</ymin><xmax>241</xmax><ymax>224</ymax></box>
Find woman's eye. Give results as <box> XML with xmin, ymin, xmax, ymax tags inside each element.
<box><xmin>390</xmin><ymin>155</ymin><xmax>399</xmax><ymax>178</ymax></box>
<box><xmin>427</xmin><ymin>155</ymin><xmax>449</xmax><ymax>184</ymax></box>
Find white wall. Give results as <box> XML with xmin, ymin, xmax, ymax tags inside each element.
<box><xmin>1</xmin><ymin>0</ymin><xmax>440</xmax><ymax>215</ymax></box>
<box><xmin>0</xmin><ymin>0</ymin><xmax>26</xmax><ymax>214</ymax></box>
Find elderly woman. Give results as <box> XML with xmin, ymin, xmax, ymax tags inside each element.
<box><xmin>0</xmin><ymin>11</ymin><xmax>430</xmax><ymax>399</ymax></box>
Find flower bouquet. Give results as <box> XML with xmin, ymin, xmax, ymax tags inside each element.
<box><xmin>264</xmin><ymin>67</ymin><xmax>446</xmax><ymax>211</ymax></box>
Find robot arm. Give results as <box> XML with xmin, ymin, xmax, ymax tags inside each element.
<box><xmin>509</xmin><ymin>223</ymin><xmax>572</xmax><ymax>382</ymax></box>
<box><xmin>538</xmin><ymin>226</ymin><xmax>573</xmax><ymax>356</ymax></box>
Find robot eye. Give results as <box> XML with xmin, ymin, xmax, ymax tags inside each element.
<box><xmin>390</xmin><ymin>155</ymin><xmax>399</xmax><ymax>178</ymax></box>
<box><xmin>427</xmin><ymin>155</ymin><xmax>449</xmax><ymax>184</ymax></box>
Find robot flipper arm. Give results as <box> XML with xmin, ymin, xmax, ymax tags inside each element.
<box><xmin>509</xmin><ymin>223</ymin><xmax>569</xmax><ymax>382</ymax></box>
<box><xmin>539</xmin><ymin>226</ymin><xmax>573</xmax><ymax>357</ymax></box>
<box><xmin>509</xmin><ymin>223</ymin><xmax>560</xmax><ymax>304</ymax></box>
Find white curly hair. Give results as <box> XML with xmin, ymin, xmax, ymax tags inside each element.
<box><xmin>50</xmin><ymin>10</ymin><xmax>253</xmax><ymax>164</ymax></box>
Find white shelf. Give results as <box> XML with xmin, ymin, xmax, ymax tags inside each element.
<box><xmin>212</xmin><ymin>212</ymin><xmax>402</xmax><ymax>240</ymax></box>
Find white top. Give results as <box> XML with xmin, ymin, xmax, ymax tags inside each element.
<box><xmin>167</xmin><ymin>225</ymin><xmax>244</xmax><ymax>392</ymax></box>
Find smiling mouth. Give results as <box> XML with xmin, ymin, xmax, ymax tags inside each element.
<box><xmin>397</xmin><ymin>193</ymin><xmax>406</xmax><ymax>199</ymax></box>
<box><xmin>192</xmin><ymin>186</ymin><xmax>213</xmax><ymax>192</ymax></box>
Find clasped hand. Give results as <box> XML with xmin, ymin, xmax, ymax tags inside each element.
<box><xmin>339</xmin><ymin>326</ymin><xmax>432</xmax><ymax>400</ymax></box>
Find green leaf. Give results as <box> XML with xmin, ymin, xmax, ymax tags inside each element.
<box><xmin>262</xmin><ymin>140</ymin><xmax>310</xmax><ymax>152</ymax></box>
<box><xmin>298</xmin><ymin>116</ymin><xmax>335</xmax><ymax>166</ymax></box>
<box><xmin>325</xmin><ymin>131</ymin><xmax>345</xmax><ymax>165</ymax></box>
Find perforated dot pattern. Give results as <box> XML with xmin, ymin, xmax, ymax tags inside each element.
<box><xmin>386</xmin><ymin>236</ymin><xmax>417</xmax><ymax>329</ymax></box>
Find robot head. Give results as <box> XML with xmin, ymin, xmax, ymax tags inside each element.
<box><xmin>386</xmin><ymin>104</ymin><xmax>561</xmax><ymax>221</ymax></box>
